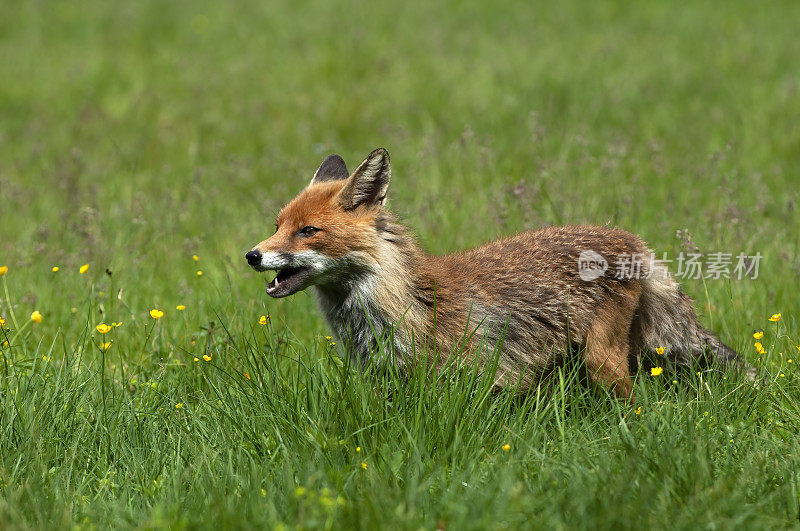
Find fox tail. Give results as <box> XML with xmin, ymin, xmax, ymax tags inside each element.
<box><xmin>634</xmin><ymin>265</ymin><xmax>756</xmax><ymax>380</ymax></box>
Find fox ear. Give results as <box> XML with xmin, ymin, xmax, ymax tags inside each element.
<box><xmin>310</xmin><ymin>154</ymin><xmax>349</xmax><ymax>185</ymax></box>
<box><xmin>338</xmin><ymin>148</ymin><xmax>390</xmax><ymax>210</ymax></box>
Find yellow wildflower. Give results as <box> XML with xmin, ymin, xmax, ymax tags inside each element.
<box><xmin>112</xmin><ymin>322</ymin><xmax>122</xmax><ymax>327</ymax></box>
<box><xmin>52</xmin><ymin>266</ymin><xmax>59</xmax><ymax>273</ymax></box>
<box><xmin>149</xmin><ymin>309</ymin><xmax>164</xmax><ymax>320</ymax></box>
<box><xmin>502</xmin><ymin>443</ymin><xmax>511</xmax><ymax>451</ymax></box>
<box><xmin>192</xmin><ymin>255</ymin><xmax>199</xmax><ymax>261</ymax></box>
<box><xmin>196</xmin><ymin>270</ymin><xmax>203</xmax><ymax>277</ymax></box>
<box><xmin>101</xmin><ymin>342</ymin><xmax>112</xmax><ymax>350</ymax></box>
<box><xmin>175</xmin><ymin>403</ymin><xmax>183</xmax><ymax>409</ymax></box>
<box><xmin>203</xmin><ymin>354</ymin><xmax>212</xmax><ymax>361</ymax></box>
<box><xmin>193</xmin><ymin>357</ymin><xmax>199</xmax><ymax>362</ymax></box>
<box><xmin>754</xmin><ymin>342</ymin><xmax>765</xmax><ymax>355</ymax></box>
<box><xmin>258</xmin><ymin>315</ymin><xmax>268</xmax><ymax>325</ymax></box>
<box><xmin>31</xmin><ymin>310</ymin><xmax>43</xmax><ymax>323</ymax></box>
<box><xmin>244</xmin><ymin>372</ymin><xmax>251</xmax><ymax>380</ymax></box>
<box><xmin>0</xmin><ymin>317</ymin><xmax>5</xmax><ymax>327</ymax></box>
<box><xmin>79</xmin><ymin>264</ymin><xmax>89</xmax><ymax>274</ymax></box>
<box><xmin>0</xmin><ymin>266</ymin><xmax>7</xmax><ymax>275</ymax></box>
<box><xmin>176</xmin><ymin>305</ymin><xmax>186</xmax><ymax>311</ymax></box>
<box><xmin>655</xmin><ymin>347</ymin><xmax>665</xmax><ymax>355</ymax></box>
<box><xmin>356</xmin><ymin>446</ymin><xmax>361</xmax><ymax>452</ymax></box>
<box><xmin>361</xmin><ymin>462</ymin><xmax>368</xmax><ymax>470</ymax></box>
<box><xmin>634</xmin><ymin>406</ymin><xmax>642</xmax><ymax>415</ymax></box>
<box><xmin>96</xmin><ymin>323</ymin><xmax>112</xmax><ymax>334</ymax></box>
<box><xmin>650</xmin><ymin>366</ymin><xmax>663</xmax><ymax>376</ymax></box>
<box><xmin>753</xmin><ymin>331</ymin><xmax>763</xmax><ymax>340</ymax></box>
<box><xmin>769</xmin><ymin>313</ymin><xmax>781</xmax><ymax>322</ymax></box>
<box><xmin>325</xmin><ymin>336</ymin><xmax>333</xmax><ymax>341</ymax></box>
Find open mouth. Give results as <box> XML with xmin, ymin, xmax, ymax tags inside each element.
<box><xmin>266</xmin><ymin>266</ymin><xmax>311</xmax><ymax>298</ymax></box>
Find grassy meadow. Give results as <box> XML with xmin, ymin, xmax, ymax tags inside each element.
<box><xmin>1</xmin><ymin>0</ymin><xmax>800</xmax><ymax>528</ymax></box>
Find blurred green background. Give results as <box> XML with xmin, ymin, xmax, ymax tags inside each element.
<box><xmin>1</xmin><ymin>1</ymin><xmax>799</xmax><ymax>527</ymax></box>
<box><xmin>2</xmin><ymin>0</ymin><xmax>797</xmax><ymax>346</ymax></box>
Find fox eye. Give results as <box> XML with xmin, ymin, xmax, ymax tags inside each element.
<box><xmin>299</xmin><ymin>226</ymin><xmax>320</xmax><ymax>237</ymax></box>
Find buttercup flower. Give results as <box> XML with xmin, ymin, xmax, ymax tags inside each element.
<box><xmin>192</xmin><ymin>255</ymin><xmax>199</xmax><ymax>261</ymax></box>
<box><xmin>149</xmin><ymin>309</ymin><xmax>164</xmax><ymax>320</ymax></box>
<box><xmin>176</xmin><ymin>305</ymin><xmax>186</xmax><ymax>311</ymax></box>
<box><xmin>502</xmin><ymin>443</ymin><xmax>511</xmax><ymax>451</ymax></box>
<box><xmin>356</xmin><ymin>446</ymin><xmax>361</xmax><ymax>452</ymax></box>
<box><xmin>361</xmin><ymin>462</ymin><xmax>367</xmax><ymax>470</ymax></box>
<box><xmin>244</xmin><ymin>372</ymin><xmax>251</xmax><ymax>380</ymax></box>
<box><xmin>258</xmin><ymin>315</ymin><xmax>268</xmax><ymax>325</ymax></box>
<box><xmin>754</xmin><ymin>342</ymin><xmax>765</xmax><ymax>355</ymax></box>
<box><xmin>0</xmin><ymin>266</ymin><xmax>7</xmax><ymax>275</ymax></box>
<box><xmin>175</xmin><ymin>403</ymin><xmax>183</xmax><ymax>409</ymax></box>
<box><xmin>101</xmin><ymin>342</ymin><xmax>112</xmax><ymax>350</ymax></box>
<box><xmin>31</xmin><ymin>311</ymin><xmax>43</xmax><ymax>323</ymax></box>
<box><xmin>203</xmin><ymin>354</ymin><xmax>212</xmax><ymax>361</ymax></box>
<box><xmin>769</xmin><ymin>313</ymin><xmax>781</xmax><ymax>322</ymax></box>
<box><xmin>52</xmin><ymin>266</ymin><xmax>59</xmax><ymax>273</ymax></box>
<box><xmin>0</xmin><ymin>317</ymin><xmax>5</xmax><ymax>327</ymax></box>
<box><xmin>79</xmin><ymin>264</ymin><xmax>89</xmax><ymax>274</ymax></box>
<box><xmin>635</xmin><ymin>406</ymin><xmax>642</xmax><ymax>415</ymax></box>
<box><xmin>196</xmin><ymin>270</ymin><xmax>203</xmax><ymax>277</ymax></box>
<box><xmin>650</xmin><ymin>366</ymin><xmax>663</xmax><ymax>376</ymax></box>
<box><xmin>193</xmin><ymin>357</ymin><xmax>199</xmax><ymax>362</ymax></box>
<box><xmin>753</xmin><ymin>331</ymin><xmax>763</xmax><ymax>340</ymax></box>
<box><xmin>655</xmin><ymin>347</ymin><xmax>665</xmax><ymax>355</ymax></box>
<box><xmin>96</xmin><ymin>323</ymin><xmax>112</xmax><ymax>334</ymax></box>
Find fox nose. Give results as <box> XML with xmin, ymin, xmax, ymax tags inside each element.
<box><xmin>245</xmin><ymin>250</ymin><xmax>262</xmax><ymax>266</ymax></box>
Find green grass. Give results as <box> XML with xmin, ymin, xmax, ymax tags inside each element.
<box><xmin>1</xmin><ymin>0</ymin><xmax>799</xmax><ymax>528</ymax></box>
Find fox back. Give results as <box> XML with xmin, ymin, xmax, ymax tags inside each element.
<box><xmin>247</xmin><ymin>149</ymin><xmax>753</xmax><ymax>399</ymax></box>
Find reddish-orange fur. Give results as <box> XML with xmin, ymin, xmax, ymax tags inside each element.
<box><xmin>248</xmin><ymin>149</ymin><xmax>753</xmax><ymax>401</ymax></box>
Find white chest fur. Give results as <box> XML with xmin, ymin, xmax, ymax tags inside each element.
<box><xmin>314</xmin><ymin>276</ymin><xmax>410</xmax><ymax>366</ymax></box>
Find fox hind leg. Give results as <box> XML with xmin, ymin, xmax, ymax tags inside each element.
<box><xmin>583</xmin><ymin>285</ymin><xmax>642</xmax><ymax>401</ymax></box>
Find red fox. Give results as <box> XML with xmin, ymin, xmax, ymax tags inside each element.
<box><xmin>246</xmin><ymin>148</ymin><xmax>753</xmax><ymax>399</ymax></box>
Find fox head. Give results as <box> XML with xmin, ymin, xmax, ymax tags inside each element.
<box><xmin>246</xmin><ymin>148</ymin><xmax>392</xmax><ymax>298</ymax></box>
